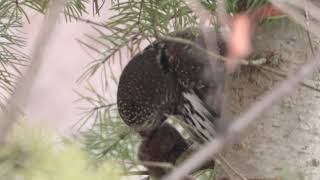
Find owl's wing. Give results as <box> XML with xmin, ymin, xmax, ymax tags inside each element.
<box><xmin>175</xmin><ymin>89</ymin><xmax>219</xmax><ymax>143</ymax></box>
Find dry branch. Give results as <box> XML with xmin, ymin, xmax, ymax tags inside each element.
<box><xmin>0</xmin><ymin>0</ymin><xmax>68</xmax><ymax>144</ymax></box>
<box><xmin>163</xmin><ymin>1</ymin><xmax>320</xmax><ymax>179</ymax></box>
<box><xmin>164</xmin><ymin>52</ymin><xmax>320</xmax><ymax>180</ymax></box>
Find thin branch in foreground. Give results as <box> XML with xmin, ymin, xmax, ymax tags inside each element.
<box><xmin>160</xmin><ymin>35</ymin><xmax>249</xmax><ymax>65</ymax></box>
<box><xmin>163</xmin><ymin>52</ymin><xmax>320</xmax><ymax>180</ymax></box>
<box><xmin>161</xmin><ymin>35</ymin><xmax>269</xmax><ymax>68</ymax></box>
<box><xmin>0</xmin><ymin>0</ymin><xmax>68</xmax><ymax>144</ymax></box>
<box><xmin>122</xmin><ymin>170</ymin><xmax>149</xmax><ymax>176</ymax></box>
<box><xmin>217</xmin><ymin>154</ymin><xmax>247</xmax><ymax>180</ymax></box>
<box><xmin>259</xmin><ymin>66</ymin><xmax>320</xmax><ymax>93</ymax></box>
<box><xmin>215</xmin><ymin>0</ymin><xmax>229</xmax><ymax>28</ymax></box>
<box><xmin>303</xmin><ymin>0</ymin><xmax>315</xmax><ymax>55</ymax></box>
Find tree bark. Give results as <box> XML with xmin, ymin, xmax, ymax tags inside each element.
<box><xmin>216</xmin><ymin>19</ymin><xmax>320</xmax><ymax>179</ymax></box>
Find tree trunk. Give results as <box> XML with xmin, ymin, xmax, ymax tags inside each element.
<box><xmin>216</xmin><ymin>19</ymin><xmax>320</xmax><ymax>179</ymax></box>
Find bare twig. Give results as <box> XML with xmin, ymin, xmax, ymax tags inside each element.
<box><xmin>125</xmin><ymin>160</ymin><xmax>174</xmax><ymax>169</ymax></box>
<box><xmin>244</xmin><ymin>58</ymin><xmax>267</xmax><ymax>66</ymax></box>
<box><xmin>215</xmin><ymin>0</ymin><xmax>229</xmax><ymax>32</ymax></box>
<box><xmin>164</xmin><ymin>2</ymin><xmax>320</xmax><ymax>179</ymax></box>
<box><xmin>122</xmin><ymin>170</ymin><xmax>149</xmax><ymax>176</ymax></box>
<box><xmin>260</xmin><ymin>66</ymin><xmax>320</xmax><ymax>93</ymax></box>
<box><xmin>0</xmin><ymin>0</ymin><xmax>67</xmax><ymax>144</ymax></box>
<box><xmin>162</xmin><ymin>35</ymin><xmax>269</xmax><ymax>68</ymax></box>
<box><xmin>160</xmin><ymin>35</ymin><xmax>250</xmax><ymax>65</ymax></box>
<box><xmin>124</xmin><ymin>159</ymin><xmax>198</xmax><ymax>179</ymax></box>
<box><xmin>163</xmin><ymin>52</ymin><xmax>320</xmax><ymax>180</ymax></box>
<box><xmin>303</xmin><ymin>0</ymin><xmax>315</xmax><ymax>55</ymax></box>
<box><xmin>169</xmin><ymin>115</ymin><xmax>245</xmax><ymax>179</ymax></box>
<box><xmin>183</xmin><ymin>0</ymin><xmax>222</xmax><ymax>59</ymax></box>
<box><xmin>217</xmin><ymin>154</ymin><xmax>247</xmax><ymax>180</ymax></box>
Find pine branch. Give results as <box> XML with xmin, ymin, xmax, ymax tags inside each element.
<box><xmin>75</xmin><ymin>83</ymin><xmax>138</xmax><ymax>164</ymax></box>
<box><xmin>79</xmin><ymin>0</ymin><xmax>201</xmax><ymax>81</ymax></box>
<box><xmin>0</xmin><ymin>0</ymin><xmax>67</xmax><ymax>144</ymax></box>
<box><xmin>0</xmin><ymin>0</ymin><xmax>106</xmax><ymax>107</ymax></box>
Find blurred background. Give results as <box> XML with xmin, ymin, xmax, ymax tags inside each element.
<box><xmin>23</xmin><ymin>4</ymin><xmax>117</xmax><ymax>133</ymax></box>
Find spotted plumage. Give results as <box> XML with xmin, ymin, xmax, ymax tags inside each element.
<box><xmin>117</xmin><ymin>28</ymin><xmax>226</xmax><ymax>143</ymax></box>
